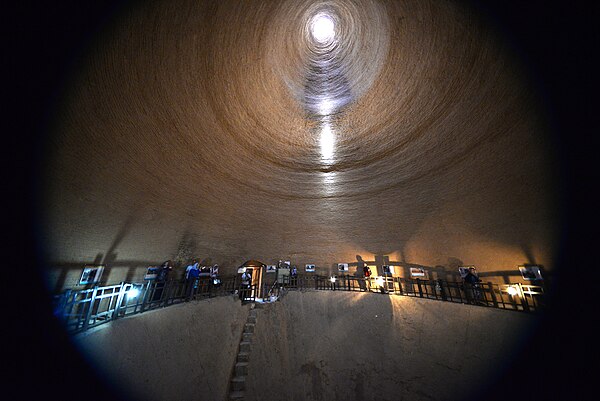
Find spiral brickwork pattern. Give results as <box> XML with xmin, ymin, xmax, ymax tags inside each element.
<box><xmin>43</xmin><ymin>0</ymin><xmax>557</xmax><ymax>282</ymax></box>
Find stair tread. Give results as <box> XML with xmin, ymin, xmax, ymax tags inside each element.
<box><xmin>235</xmin><ymin>362</ymin><xmax>249</xmax><ymax>367</ymax></box>
<box><xmin>230</xmin><ymin>391</ymin><xmax>245</xmax><ymax>399</ymax></box>
<box><xmin>231</xmin><ymin>376</ymin><xmax>246</xmax><ymax>383</ymax></box>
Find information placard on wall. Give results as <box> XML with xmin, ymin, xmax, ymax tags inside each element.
<box><xmin>79</xmin><ymin>264</ymin><xmax>105</xmax><ymax>285</ymax></box>
<box><xmin>409</xmin><ymin>267</ymin><xmax>425</xmax><ymax>277</ymax></box>
<box><xmin>519</xmin><ymin>265</ymin><xmax>543</xmax><ymax>280</ymax></box>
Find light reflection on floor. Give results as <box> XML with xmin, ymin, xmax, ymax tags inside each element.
<box><xmin>321</xmin><ymin>170</ymin><xmax>337</xmax><ymax>196</ymax></box>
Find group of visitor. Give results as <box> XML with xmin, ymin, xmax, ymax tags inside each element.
<box><xmin>149</xmin><ymin>259</ymin><xmax>222</xmax><ymax>302</ymax></box>
<box><xmin>183</xmin><ymin>259</ymin><xmax>221</xmax><ymax>301</ymax></box>
<box><xmin>156</xmin><ymin>260</ymin><xmax>483</xmax><ymax>303</ymax></box>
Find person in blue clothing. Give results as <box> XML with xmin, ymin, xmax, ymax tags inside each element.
<box><xmin>291</xmin><ymin>266</ymin><xmax>298</xmax><ymax>286</ymax></box>
<box><xmin>185</xmin><ymin>259</ymin><xmax>200</xmax><ymax>301</ymax></box>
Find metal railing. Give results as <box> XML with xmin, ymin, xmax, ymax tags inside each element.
<box><xmin>265</xmin><ymin>274</ymin><xmax>544</xmax><ymax>312</ymax></box>
<box><xmin>53</xmin><ymin>276</ymin><xmax>240</xmax><ymax>333</ymax></box>
<box><xmin>54</xmin><ymin>274</ymin><xmax>545</xmax><ymax>334</ymax></box>
<box><xmin>306</xmin><ymin>275</ymin><xmax>545</xmax><ymax>312</ymax></box>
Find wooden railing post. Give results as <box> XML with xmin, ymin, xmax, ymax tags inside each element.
<box><xmin>488</xmin><ymin>282</ymin><xmax>499</xmax><ymax>308</ymax></box>
<box><xmin>438</xmin><ymin>279</ymin><xmax>447</xmax><ymax>301</ymax></box>
<box><xmin>416</xmin><ymin>278</ymin><xmax>423</xmax><ymax>298</ymax></box>
<box><xmin>519</xmin><ymin>284</ymin><xmax>530</xmax><ymax>312</ymax></box>
<box><xmin>112</xmin><ymin>283</ymin><xmax>126</xmax><ymax>320</ymax></box>
<box><xmin>140</xmin><ymin>281</ymin><xmax>151</xmax><ymax>312</ymax></box>
<box><xmin>82</xmin><ymin>286</ymin><xmax>98</xmax><ymax>331</ymax></box>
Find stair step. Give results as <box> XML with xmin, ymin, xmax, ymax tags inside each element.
<box><xmin>243</xmin><ymin>332</ymin><xmax>253</xmax><ymax>342</ymax></box>
<box><xmin>231</xmin><ymin>376</ymin><xmax>246</xmax><ymax>391</ymax></box>
<box><xmin>229</xmin><ymin>390</ymin><xmax>245</xmax><ymax>400</ymax></box>
<box><xmin>239</xmin><ymin>341</ymin><xmax>252</xmax><ymax>353</ymax></box>
<box><xmin>247</xmin><ymin>315</ymin><xmax>257</xmax><ymax>324</ymax></box>
<box><xmin>243</xmin><ymin>323</ymin><xmax>255</xmax><ymax>333</ymax></box>
<box><xmin>235</xmin><ymin>362</ymin><xmax>249</xmax><ymax>376</ymax></box>
<box><xmin>237</xmin><ymin>352</ymin><xmax>250</xmax><ymax>362</ymax></box>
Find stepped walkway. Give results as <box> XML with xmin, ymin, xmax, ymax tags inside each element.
<box><xmin>229</xmin><ymin>303</ymin><xmax>259</xmax><ymax>400</ymax></box>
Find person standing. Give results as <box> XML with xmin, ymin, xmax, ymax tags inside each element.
<box><xmin>209</xmin><ymin>264</ymin><xmax>221</xmax><ymax>295</ymax></box>
<box><xmin>153</xmin><ymin>260</ymin><xmax>173</xmax><ymax>302</ymax></box>
<box><xmin>240</xmin><ymin>270</ymin><xmax>251</xmax><ymax>301</ymax></box>
<box><xmin>363</xmin><ymin>265</ymin><xmax>372</xmax><ymax>292</ymax></box>
<box><xmin>185</xmin><ymin>259</ymin><xmax>200</xmax><ymax>301</ymax></box>
<box><xmin>463</xmin><ymin>267</ymin><xmax>481</xmax><ymax>304</ymax></box>
<box><xmin>291</xmin><ymin>266</ymin><xmax>298</xmax><ymax>287</ymax></box>
<box><xmin>210</xmin><ymin>264</ymin><xmax>219</xmax><ymax>279</ymax></box>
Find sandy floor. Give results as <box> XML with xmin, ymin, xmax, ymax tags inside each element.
<box><xmin>245</xmin><ymin>291</ymin><xmax>537</xmax><ymax>401</ymax></box>
<box><xmin>75</xmin><ymin>295</ymin><xmax>250</xmax><ymax>401</ymax></box>
<box><xmin>75</xmin><ymin>291</ymin><xmax>537</xmax><ymax>401</ymax></box>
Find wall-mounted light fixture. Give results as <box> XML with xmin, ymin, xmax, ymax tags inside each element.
<box><xmin>126</xmin><ymin>287</ymin><xmax>141</xmax><ymax>298</ymax></box>
<box><xmin>506</xmin><ymin>285</ymin><xmax>519</xmax><ymax>296</ymax></box>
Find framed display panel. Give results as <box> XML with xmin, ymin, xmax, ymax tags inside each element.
<box><xmin>305</xmin><ymin>264</ymin><xmax>315</xmax><ymax>272</ymax></box>
<box><xmin>79</xmin><ymin>265</ymin><xmax>105</xmax><ymax>285</ymax></box>
<box><xmin>266</xmin><ymin>265</ymin><xmax>277</xmax><ymax>273</ymax></box>
<box><xmin>409</xmin><ymin>267</ymin><xmax>425</xmax><ymax>277</ymax></box>
<box><xmin>383</xmin><ymin>265</ymin><xmax>396</xmax><ymax>275</ymax></box>
<box><xmin>338</xmin><ymin>263</ymin><xmax>349</xmax><ymax>272</ymax></box>
<box><xmin>519</xmin><ymin>265</ymin><xmax>543</xmax><ymax>281</ymax></box>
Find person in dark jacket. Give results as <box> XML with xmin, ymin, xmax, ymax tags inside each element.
<box><xmin>157</xmin><ymin>260</ymin><xmax>173</xmax><ymax>282</ymax></box>
<box><xmin>153</xmin><ymin>260</ymin><xmax>172</xmax><ymax>302</ymax></box>
<box><xmin>463</xmin><ymin>267</ymin><xmax>482</xmax><ymax>304</ymax></box>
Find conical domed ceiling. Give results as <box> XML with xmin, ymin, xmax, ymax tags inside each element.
<box><xmin>42</xmin><ymin>0</ymin><xmax>558</xmax><ymax>281</ymax></box>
